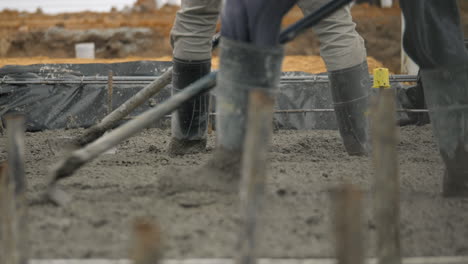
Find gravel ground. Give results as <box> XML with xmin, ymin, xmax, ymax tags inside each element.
<box><xmin>0</xmin><ymin>125</ymin><xmax>467</xmax><ymax>259</ymax></box>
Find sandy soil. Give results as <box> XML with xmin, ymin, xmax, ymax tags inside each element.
<box><xmin>0</xmin><ymin>56</ymin><xmax>383</xmax><ymax>74</ymax></box>
<box><xmin>0</xmin><ymin>125</ymin><xmax>467</xmax><ymax>259</ymax></box>
<box><xmin>2</xmin><ymin>3</ymin><xmax>468</xmax><ymax>73</ymax></box>
<box><xmin>0</xmin><ymin>4</ymin><xmax>401</xmax><ymax>71</ymax></box>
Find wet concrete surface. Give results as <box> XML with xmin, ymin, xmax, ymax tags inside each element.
<box><xmin>0</xmin><ymin>126</ymin><xmax>467</xmax><ymax>258</ymax></box>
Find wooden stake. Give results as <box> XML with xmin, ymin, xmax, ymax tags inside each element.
<box><xmin>236</xmin><ymin>90</ymin><xmax>275</xmax><ymax>264</ymax></box>
<box><xmin>371</xmin><ymin>88</ymin><xmax>402</xmax><ymax>264</ymax></box>
<box><xmin>207</xmin><ymin>94</ymin><xmax>213</xmax><ymax>135</ymax></box>
<box><xmin>107</xmin><ymin>70</ymin><xmax>114</xmax><ymax>115</ymax></box>
<box><xmin>0</xmin><ymin>163</ymin><xmax>18</xmax><ymax>264</ymax></box>
<box><xmin>0</xmin><ymin>119</ymin><xmax>4</xmax><ymax>135</ymax></box>
<box><xmin>130</xmin><ymin>219</ymin><xmax>162</xmax><ymax>264</ymax></box>
<box><xmin>0</xmin><ymin>162</ymin><xmax>12</xmax><ymax>263</ymax></box>
<box><xmin>2</xmin><ymin>114</ymin><xmax>29</xmax><ymax>264</ymax></box>
<box><xmin>332</xmin><ymin>184</ymin><xmax>364</xmax><ymax>264</ymax></box>
<box><xmin>6</xmin><ymin>115</ymin><xmax>27</xmax><ymax>196</ymax></box>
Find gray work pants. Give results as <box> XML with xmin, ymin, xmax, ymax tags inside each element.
<box><xmin>297</xmin><ymin>1</ymin><xmax>367</xmax><ymax>71</ymax></box>
<box><xmin>170</xmin><ymin>0</ymin><xmax>366</xmax><ymax>71</ymax></box>
<box><xmin>170</xmin><ymin>0</ymin><xmax>222</xmax><ymax>61</ymax></box>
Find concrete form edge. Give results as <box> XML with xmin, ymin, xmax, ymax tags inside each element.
<box><xmin>30</xmin><ymin>257</ymin><xmax>468</xmax><ymax>264</ymax></box>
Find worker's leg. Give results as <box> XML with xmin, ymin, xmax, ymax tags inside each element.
<box><xmin>215</xmin><ymin>0</ymin><xmax>295</xmax><ymax>153</ymax></box>
<box><xmin>221</xmin><ymin>0</ymin><xmax>297</xmax><ymax>46</ymax></box>
<box><xmin>400</xmin><ymin>0</ymin><xmax>467</xmax><ymax>68</ymax></box>
<box><xmin>401</xmin><ymin>0</ymin><xmax>468</xmax><ymax>197</ymax></box>
<box><xmin>297</xmin><ymin>1</ymin><xmax>367</xmax><ymax>71</ymax></box>
<box><xmin>158</xmin><ymin>0</ymin><xmax>294</xmax><ymax>195</ymax></box>
<box><xmin>297</xmin><ymin>1</ymin><xmax>370</xmax><ymax>155</ymax></box>
<box><xmin>167</xmin><ymin>0</ymin><xmax>221</xmax><ymax>156</ymax></box>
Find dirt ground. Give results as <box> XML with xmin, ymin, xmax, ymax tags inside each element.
<box><xmin>0</xmin><ymin>4</ymin><xmax>402</xmax><ymax>71</ymax></box>
<box><xmin>0</xmin><ymin>55</ymin><xmax>383</xmax><ymax>73</ymax></box>
<box><xmin>2</xmin><ymin>2</ymin><xmax>468</xmax><ymax>73</ymax></box>
<box><xmin>0</xmin><ymin>125</ymin><xmax>467</xmax><ymax>259</ymax></box>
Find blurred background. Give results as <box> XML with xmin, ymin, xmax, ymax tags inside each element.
<box><xmin>0</xmin><ymin>0</ymin><xmax>467</xmax><ymax>73</ymax></box>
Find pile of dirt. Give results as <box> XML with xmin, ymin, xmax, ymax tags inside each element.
<box><xmin>0</xmin><ymin>55</ymin><xmax>383</xmax><ymax>73</ymax></box>
<box><xmin>2</xmin><ymin>3</ymin><xmax>468</xmax><ymax>73</ymax></box>
<box><xmin>0</xmin><ymin>4</ymin><xmax>399</xmax><ymax>70</ymax></box>
<box><xmin>0</xmin><ymin>5</ymin><xmax>177</xmax><ymax>58</ymax></box>
<box><xmin>0</xmin><ymin>125</ymin><xmax>467</xmax><ymax>258</ymax></box>
<box><xmin>5</xmin><ymin>26</ymin><xmax>170</xmax><ymax>58</ymax></box>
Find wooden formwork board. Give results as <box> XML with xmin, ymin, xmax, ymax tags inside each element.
<box><xmin>30</xmin><ymin>257</ymin><xmax>468</xmax><ymax>264</ymax></box>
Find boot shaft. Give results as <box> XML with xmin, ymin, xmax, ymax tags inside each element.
<box><xmin>328</xmin><ymin>61</ymin><xmax>371</xmax><ymax>156</ymax></box>
<box><xmin>215</xmin><ymin>38</ymin><xmax>284</xmax><ymax>152</ymax></box>
<box><xmin>171</xmin><ymin>58</ymin><xmax>211</xmax><ymax>141</ymax></box>
<box><xmin>421</xmin><ymin>64</ymin><xmax>468</xmax><ymax>196</ymax></box>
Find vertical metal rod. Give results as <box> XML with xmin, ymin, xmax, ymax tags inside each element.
<box><xmin>207</xmin><ymin>94</ymin><xmax>214</xmax><ymax>135</ymax></box>
<box><xmin>0</xmin><ymin>119</ymin><xmax>4</xmax><ymax>135</ymax></box>
<box><xmin>130</xmin><ymin>219</ymin><xmax>162</xmax><ymax>264</ymax></box>
<box><xmin>0</xmin><ymin>163</ymin><xmax>12</xmax><ymax>263</ymax></box>
<box><xmin>1</xmin><ymin>115</ymin><xmax>27</xmax><ymax>264</ymax></box>
<box><xmin>0</xmin><ymin>163</ymin><xmax>20</xmax><ymax>264</ymax></box>
<box><xmin>6</xmin><ymin>115</ymin><xmax>26</xmax><ymax>196</ymax></box>
<box><xmin>236</xmin><ymin>90</ymin><xmax>275</xmax><ymax>264</ymax></box>
<box><xmin>7</xmin><ymin>116</ymin><xmax>28</xmax><ymax>263</ymax></box>
<box><xmin>371</xmin><ymin>88</ymin><xmax>402</xmax><ymax>264</ymax></box>
<box><xmin>332</xmin><ymin>184</ymin><xmax>364</xmax><ymax>264</ymax></box>
<box><xmin>107</xmin><ymin>70</ymin><xmax>114</xmax><ymax>115</ymax></box>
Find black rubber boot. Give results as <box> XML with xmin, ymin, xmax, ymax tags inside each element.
<box><xmin>421</xmin><ymin>65</ymin><xmax>468</xmax><ymax>197</ymax></box>
<box><xmin>158</xmin><ymin>38</ymin><xmax>284</xmax><ymax>196</ymax></box>
<box><xmin>329</xmin><ymin>61</ymin><xmax>371</xmax><ymax>156</ymax></box>
<box><xmin>167</xmin><ymin>58</ymin><xmax>211</xmax><ymax>156</ymax></box>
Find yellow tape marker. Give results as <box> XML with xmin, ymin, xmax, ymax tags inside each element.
<box><xmin>373</xmin><ymin>68</ymin><xmax>390</xmax><ymax>88</ymax></box>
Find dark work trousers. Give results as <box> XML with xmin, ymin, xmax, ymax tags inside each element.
<box><xmin>400</xmin><ymin>0</ymin><xmax>468</xmax><ymax>69</ymax></box>
<box><xmin>221</xmin><ymin>0</ymin><xmax>298</xmax><ymax>46</ymax></box>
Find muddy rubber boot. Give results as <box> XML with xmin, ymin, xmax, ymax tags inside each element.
<box><xmin>329</xmin><ymin>61</ymin><xmax>371</xmax><ymax>156</ymax></box>
<box><xmin>158</xmin><ymin>38</ymin><xmax>284</xmax><ymax>196</ymax></box>
<box><xmin>167</xmin><ymin>58</ymin><xmax>211</xmax><ymax>156</ymax></box>
<box><xmin>421</xmin><ymin>65</ymin><xmax>468</xmax><ymax>197</ymax></box>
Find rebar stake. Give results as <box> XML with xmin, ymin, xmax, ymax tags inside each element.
<box><xmin>107</xmin><ymin>70</ymin><xmax>114</xmax><ymax>115</ymax></box>
<box><xmin>0</xmin><ymin>163</ymin><xmax>12</xmax><ymax>263</ymax></box>
<box><xmin>131</xmin><ymin>219</ymin><xmax>162</xmax><ymax>264</ymax></box>
<box><xmin>1</xmin><ymin>114</ymin><xmax>28</xmax><ymax>264</ymax></box>
<box><xmin>236</xmin><ymin>90</ymin><xmax>275</xmax><ymax>264</ymax></box>
<box><xmin>332</xmin><ymin>184</ymin><xmax>364</xmax><ymax>264</ymax></box>
<box><xmin>371</xmin><ymin>68</ymin><xmax>402</xmax><ymax>264</ymax></box>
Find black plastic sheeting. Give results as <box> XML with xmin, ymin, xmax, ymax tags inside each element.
<box><xmin>0</xmin><ymin>61</ymin><xmax>424</xmax><ymax>132</ymax></box>
<box><xmin>0</xmin><ymin>61</ymin><xmax>172</xmax><ymax>131</ymax></box>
